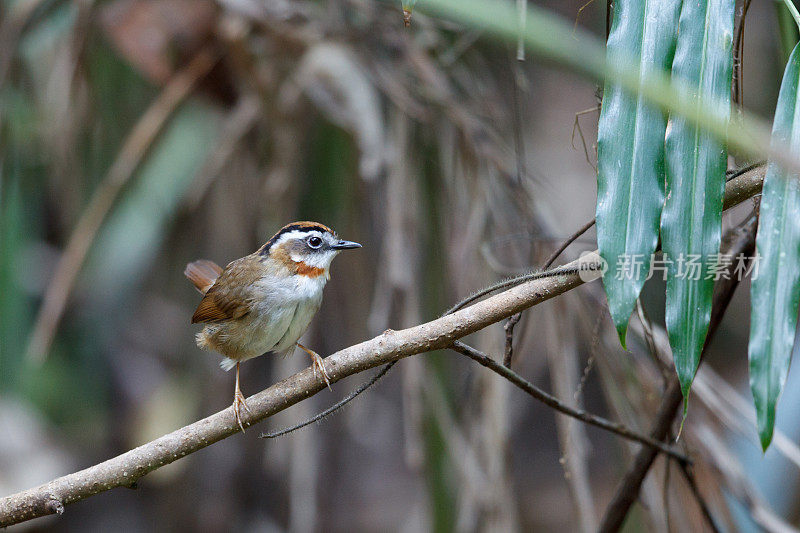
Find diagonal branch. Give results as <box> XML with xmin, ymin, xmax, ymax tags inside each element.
<box><xmin>0</xmin><ymin>165</ymin><xmax>765</xmax><ymax>528</ymax></box>
<box><xmin>1</xmin><ymin>260</ymin><xmax>584</xmax><ymax>528</ymax></box>
<box><xmin>450</xmin><ymin>341</ymin><xmax>688</xmax><ymax>461</ymax></box>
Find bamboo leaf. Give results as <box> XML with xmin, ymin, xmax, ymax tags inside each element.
<box><xmin>661</xmin><ymin>0</ymin><xmax>734</xmax><ymax>398</ymax></box>
<box><xmin>597</xmin><ymin>0</ymin><xmax>681</xmax><ymax>346</ymax></box>
<box><xmin>749</xmin><ymin>42</ymin><xmax>800</xmax><ymax>450</ymax></box>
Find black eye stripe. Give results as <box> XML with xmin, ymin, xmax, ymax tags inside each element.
<box><xmin>259</xmin><ymin>223</ymin><xmax>333</xmax><ymax>255</ymax></box>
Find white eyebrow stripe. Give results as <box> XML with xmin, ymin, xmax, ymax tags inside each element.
<box><xmin>274</xmin><ymin>230</ymin><xmax>324</xmax><ymax>246</ymax></box>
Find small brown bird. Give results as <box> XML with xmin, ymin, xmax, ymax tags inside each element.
<box><xmin>185</xmin><ymin>221</ymin><xmax>361</xmax><ymax>431</ymax></box>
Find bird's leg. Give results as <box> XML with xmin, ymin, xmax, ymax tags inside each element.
<box><xmin>233</xmin><ymin>362</ymin><xmax>252</xmax><ymax>432</ymax></box>
<box><xmin>296</xmin><ymin>342</ymin><xmax>332</xmax><ymax>389</ymax></box>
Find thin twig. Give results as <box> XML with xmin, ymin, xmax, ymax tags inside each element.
<box><xmin>574</xmin><ymin>0</ymin><xmax>598</xmax><ymax>33</ymax></box>
<box><xmin>450</xmin><ymin>341</ymin><xmax>689</xmax><ymax>462</ymax></box>
<box><xmin>443</xmin><ymin>264</ymin><xmax>583</xmax><ymax>316</ymax></box>
<box><xmin>677</xmin><ymin>462</ymin><xmax>724</xmax><ymax>533</ymax></box>
<box><xmin>542</xmin><ymin>218</ymin><xmax>596</xmax><ymax>269</ymax></box>
<box><xmin>502</xmin><ymin>46</ymin><xmax>526</xmax><ymax>369</ymax></box>
<box><xmin>502</xmin><ymin>313</ymin><xmax>521</xmax><ymax>367</ymax></box>
<box><xmin>259</xmin><ymin>362</ymin><xmax>395</xmax><ymax>438</ymax></box>
<box><xmin>510</xmin><ymin>55</ymin><xmax>526</xmax><ymax>185</ymax></box>
<box><xmin>635</xmin><ymin>299</ymin><xmax>671</xmax><ymax>384</ymax></box>
<box><xmin>732</xmin><ymin>0</ymin><xmax>753</xmax><ymax>107</ymax></box>
<box><xmin>571</xmin><ymin>106</ymin><xmax>601</xmax><ymax>171</ymax></box>
<box><xmin>574</xmin><ymin>312</ymin><xmax>601</xmax><ymax>404</ymax></box>
<box><xmin>24</xmin><ymin>46</ymin><xmax>219</xmax><ymax>364</ymax></box>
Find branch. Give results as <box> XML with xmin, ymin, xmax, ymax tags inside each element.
<box><xmin>0</xmin><ymin>165</ymin><xmax>765</xmax><ymax>528</ymax></box>
<box><xmin>450</xmin><ymin>341</ymin><xmax>688</xmax><ymax>462</ymax></box>
<box><xmin>0</xmin><ymin>262</ymin><xmax>585</xmax><ymax>527</ymax></box>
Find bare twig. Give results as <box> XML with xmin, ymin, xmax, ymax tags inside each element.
<box><xmin>663</xmin><ymin>457</ymin><xmax>672</xmax><ymax>533</ymax></box>
<box><xmin>598</xmin><ymin>213</ymin><xmax>758</xmax><ymax>533</ymax></box>
<box><xmin>732</xmin><ymin>0</ymin><xmax>753</xmax><ymax>107</ymax></box>
<box><xmin>574</xmin><ymin>0</ymin><xmax>599</xmax><ymax>33</ymax></box>
<box><xmin>571</xmin><ymin>105</ymin><xmax>601</xmax><ymax>171</ymax></box>
<box><xmin>545</xmin><ymin>301</ymin><xmax>597</xmax><ymax>533</ymax></box>
<box><xmin>259</xmin><ymin>361</ymin><xmax>396</xmax><ymax>438</ymax></box>
<box><xmin>542</xmin><ymin>218</ymin><xmax>596</xmax><ymax>269</ymax></box>
<box><xmin>635</xmin><ymin>299</ymin><xmax>671</xmax><ymax>384</ymax></box>
<box><xmin>502</xmin><ymin>313</ymin><xmax>521</xmax><ymax>367</ymax></box>
<box><xmin>510</xmin><ymin>56</ymin><xmax>527</xmax><ymax>184</ymax></box>
<box><xmin>676</xmin><ymin>462</ymin><xmax>723</xmax><ymax>533</ymax></box>
<box><xmin>25</xmin><ymin>46</ymin><xmax>219</xmax><ymax>364</ymax></box>
<box><xmin>450</xmin><ymin>341</ymin><xmax>688</xmax><ymax>462</ymax></box>
<box><xmin>443</xmin><ymin>264</ymin><xmax>582</xmax><ymax>316</ymax></box>
<box><xmin>0</xmin><ymin>166</ymin><xmax>765</xmax><ymax>528</ymax></box>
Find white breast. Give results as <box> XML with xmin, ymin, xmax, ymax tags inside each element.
<box><xmin>248</xmin><ymin>272</ymin><xmax>327</xmax><ymax>354</ymax></box>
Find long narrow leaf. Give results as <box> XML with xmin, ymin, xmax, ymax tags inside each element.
<box><xmin>749</xmin><ymin>42</ymin><xmax>800</xmax><ymax>450</ymax></box>
<box><xmin>661</xmin><ymin>0</ymin><xmax>734</xmax><ymax>398</ymax></box>
<box><xmin>597</xmin><ymin>0</ymin><xmax>681</xmax><ymax>346</ymax></box>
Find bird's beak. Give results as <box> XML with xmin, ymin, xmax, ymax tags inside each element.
<box><xmin>331</xmin><ymin>240</ymin><xmax>362</xmax><ymax>250</ymax></box>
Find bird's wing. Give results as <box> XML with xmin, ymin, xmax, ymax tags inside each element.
<box><xmin>184</xmin><ymin>259</ymin><xmax>223</xmax><ymax>294</ymax></box>
<box><xmin>190</xmin><ymin>256</ymin><xmax>262</xmax><ymax>323</ymax></box>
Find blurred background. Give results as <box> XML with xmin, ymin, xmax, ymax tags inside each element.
<box><xmin>2</xmin><ymin>0</ymin><xmax>800</xmax><ymax>531</ymax></box>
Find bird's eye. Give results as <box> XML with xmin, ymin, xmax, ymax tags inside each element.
<box><xmin>307</xmin><ymin>236</ymin><xmax>323</xmax><ymax>249</ymax></box>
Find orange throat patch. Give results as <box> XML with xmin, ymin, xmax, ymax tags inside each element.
<box><xmin>295</xmin><ymin>261</ymin><xmax>326</xmax><ymax>278</ymax></box>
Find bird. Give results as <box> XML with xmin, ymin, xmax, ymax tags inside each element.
<box><xmin>184</xmin><ymin>221</ymin><xmax>362</xmax><ymax>431</ymax></box>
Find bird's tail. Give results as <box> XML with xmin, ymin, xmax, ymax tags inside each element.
<box><xmin>184</xmin><ymin>259</ymin><xmax>223</xmax><ymax>294</ymax></box>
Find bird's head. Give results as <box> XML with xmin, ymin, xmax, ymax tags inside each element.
<box><xmin>259</xmin><ymin>221</ymin><xmax>361</xmax><ymax>276</ymax></box>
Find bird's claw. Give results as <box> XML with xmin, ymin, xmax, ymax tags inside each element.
<box><xmin>313</xmin><ymin>355</ymin><xmax>332</xmax><ymax>390</ymax></box>
<box><xmin>233</xmin><ymin>391</ymin><xmax>252</xmax><ymax>433</ymax></box>
<box><xmin>297</xmin><ymin>343</ymin><xmax>332</xmax><ymax>390</ymax></box>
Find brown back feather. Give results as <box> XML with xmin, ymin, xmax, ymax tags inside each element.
<box><xmin>189</xmin><ymin>255</ymin><xmax>263</xmax><ymax>324</ymax></box>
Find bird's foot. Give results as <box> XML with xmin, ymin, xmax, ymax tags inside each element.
<box><xmin>297</xmin><ymin>343</ymin><xmax>332</xmax><ymax>390</ymax></box>
<box><xmin>233</xmin><ymin>389</ymin><xmax>252</xmax><ymax>433</ymax></box>
<box><xmin>312</xmin><ymin>352</ymin><xmax>332</xmax><ymax>390</ymax></box>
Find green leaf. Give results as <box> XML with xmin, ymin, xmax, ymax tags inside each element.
<box><xmin>661</xmin><ymin>0</ymin><xmax>734</xmax><ymax>398</ymax></box>
<box><xmin>775</xmin><ymin>0</ymin><xmax>800</xmax><ymax>64</ymax></box>
<box><xmin>749</xmin><ymin>42</ymin><xmax>800</xmax><ymax>451</ymax></box>
<box><xmin>597</xmin><ymin>0</ymin><xmax>681</xmax><ymax>346</ymax></box>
